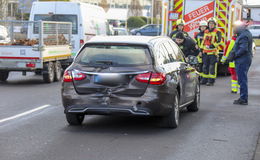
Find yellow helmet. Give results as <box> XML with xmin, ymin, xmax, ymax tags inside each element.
<box><xmin>208</xmin><ymin>17</ymin><xmax>217</xmax><ymax>24</ymax></box>
<box><xmin>199</xmin><ymin>21</ymin><xmax>208</xmax><ymax>26</ymax></box>
<box><xmin>176</xmin><ymin>19</ymin><xmax>185</xmax><ymax>25</ymax></box>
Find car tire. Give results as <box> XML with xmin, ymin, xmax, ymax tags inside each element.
<box><xmin>66</xmin><ymin>113</ymin><xmax>84</xmax><ymax>125</ymax></box>
<box><xmin>160</xmin><ymin>92</ymin><xmax>180</xmax><ymax>128</ymax></box>
<box><xmin>136</xmin><ymin>32</ymin><xmax>142</xmax><ymax>36</ymax></box>
<box><xmin>43</xmin><ymin>62</ymin><xmax>55</xmax><ymax>83</ymax></box>
<box><xmin>187</xmin><ymin>84</ymin><xmax>200</xmax><ymax>112</ymax></box>
<box><xmin>54</xmin><ymin>61</ymin><xmax>62</xmax><ymax>82</ymax></box>
<box><xmin>0</xmin><ymin>71</ymin><xmax>9</xmax><ymax>82</ymax></box>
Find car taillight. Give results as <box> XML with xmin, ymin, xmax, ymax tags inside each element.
<box><xmin>135</xmin><ymin>72</ymin><xmax>166</xmax><ymax>85</ymax></box>
<box><xmin>63</xmin><ymin>70</ymin><xmax>73</xmax><ymax>82</ymax></box>
<box><xmin>135</xmin><ymin>72</ymin><xmax>151</xmax><ymax>83</ymax></box>
<box><xmin>63</xmin><ymin>70</ymin><xmax>86</xmax><ymax>82</ymax></box>
<box><xmin>72</xmin><ymin>70</ymin><xmax>86</xmax><ymax>81</ymax></box>
<box><xmin>80</xmin><ymin>39</ymin><xmax>84</xmax><ymax>47</ymax></box>
<box><xmin>149</xmin><ymin>73</ymin><xmax>166</xmax><ymax>85</ymax></box>
<box><xmin>26</xmin><ymin>62</ymin><xmax>35</xmax><ymax>68</ymax></box>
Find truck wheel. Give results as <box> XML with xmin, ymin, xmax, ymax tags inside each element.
<box><xmin>187</xmin><ymin>84</ymin><xmax>200</xmax><ymax>112</ymax></box>
<box><xmin>0</xmin><ymin>71</ymin><xmax>9</xmax><ymax>82</ymax></box>
<box><xmin>54</xmin><ymin>61</ymin><xmax>62</xmax><ymax>81</ymax></box>
<box><xmin>66</xmin><ymin>113</ymin><xmax>84</xmax><ymax>125</ymax></box>
<box><xmin>160</xmin><ymin>93</ymin><xmax>180</xmax><ymax>128</ymax></box>
<box><xmin>43</xmin><ymin>62</ymin><xmax>55</xmax><ymax>83</ymax></box>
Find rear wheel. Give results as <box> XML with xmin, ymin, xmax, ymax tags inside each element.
<box><xmin>66</xmin><ymin>113</ymin><xmax>84</xmax><ymax>125</ymax></box>
<box><xmin>54</xmin><ymin>61</ymin><xmax>62</xmax><ymax>81</ymax></box>
<box><xmin>160</xmin><ymin>93</ymin><xmax>180</xmax><ymax>128</ymax></box>
<box><xmin>187</xmin><ymin>84</ymin><xmax>200</xmax><ymax>112</ymax></box>
<box><xmin>136</xmin><ymin>32</ymin><xmax>141</xmax><ymax>36</ymax></box>
<box><xmin>0</xmin><ymin>71</ymin><xmax>9</xmax><ymax>82</ymax></box>
<box><xmin>43</xmin><ymin>62</ymin><xmax>55</xmax><ymax>83</ymax></box>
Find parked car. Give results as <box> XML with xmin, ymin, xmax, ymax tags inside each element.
<box><xmin>248</xmin><ymin>25</ymin><xmax>260</xmax><ymax>38</ymax></box>
<box><xmin>61</xmin><ymin>36</ymin><xmax>200</xmax><ymax>128</ymax></box>
<box><xmin>113</xmin><ymin>27</ymin><xmax>128</xmax><ymax>35</ymax></box>
<box><xmin>130</xmin><ymin>24</ymin><xmax>161</xmax><ymax>36</ymax></box>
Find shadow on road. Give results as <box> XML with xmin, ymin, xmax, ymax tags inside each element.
<box><xmin>61</xmin><ymin>109</ymin><xmax>207</xmax><ymax>135</ymax></box>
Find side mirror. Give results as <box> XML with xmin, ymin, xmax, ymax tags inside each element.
<box><xmin>187</xmin><ymin>55</ymin><xmax>199</xmax><ymax>65</ymax></box>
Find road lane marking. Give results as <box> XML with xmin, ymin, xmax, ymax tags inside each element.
<box><xmin>0</xmin><ymin>104</ymin><xmax>51</xmax><ymax>124</ymax></box>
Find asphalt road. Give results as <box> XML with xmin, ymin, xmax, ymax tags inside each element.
<box><xmin>0</xmin><ymin>50</ymin><xmax>260</xmax><ymax>160</ymax></box>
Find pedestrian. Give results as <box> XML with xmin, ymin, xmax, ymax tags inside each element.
<box><xmin>232</xmin><ymin>20</ymin><xmax>253</xmax><ymax>105</ymax></box>
<box><xmin>194</xmin><ymin>20</ymin><xmax>208</xmax><ymax>72</ymax></box>
<box><xmin>174</xmin><ymin>32</ymin><xmax>199</xmax><ymax>58</ymax></box>
<box><xmin>221</xmin><ymin>35</ymin><xmax>239</xmax><ymax>93</ymax></box>
<box><xmin>169</xmin><ymin>19</ymin><xmax>189</xmax><ymax>39</ymax></box>
<box><xmin>200</xmin><ymin>17</ymin><xmax>222</xmax><ymax>86</ymax></box>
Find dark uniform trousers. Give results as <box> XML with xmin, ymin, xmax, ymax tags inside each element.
<box><xmin>201</xmin><ymin>54</ymin><xmax>218</xmax><ymax>84</ymax></box>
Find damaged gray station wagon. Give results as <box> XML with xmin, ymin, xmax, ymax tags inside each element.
<box><xmin>62</xmin><ymin>36</ymin><xmax>200</xmax><ymax>128</ymax></box>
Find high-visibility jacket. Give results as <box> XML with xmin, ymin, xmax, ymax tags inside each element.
<box><xmin>201</xmin><ymin>28</ymin><xmax>222</xmax><ymax>55</ymax></box>
<box><xmin>194</xmin><ymin>31</ymin><xmax>205</xmax><ymax>63</ymax></box>
<box><xmin>221</xmin><ymin>36</ymin><xmax>237</xmax><ymax>68</ymax></box>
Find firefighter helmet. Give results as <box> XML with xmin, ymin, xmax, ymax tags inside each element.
<box><xmin>199</xmin><ymin>21</ymin><xmax>208</xmax><ymax>26</ymax></box>
<box><xmin>208</xmin><ymin>17</ymin><xmax>217</xmax><ymax>24</ymax></box>
<box><xmin>176</xmin><ymin>19</ymin><xmax>185</xmax><ymax>25</ymax></box>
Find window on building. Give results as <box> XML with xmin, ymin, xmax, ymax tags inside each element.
<box><xmin>7</xmin><ymin>3</ymin><xmax>19</xmax><ymax>17</ymax></box>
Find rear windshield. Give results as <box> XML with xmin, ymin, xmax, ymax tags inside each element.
<box><xmin>34</xmin><ymin>14</ymin><xmax>78</xmax><ymax>34</ymax></box>
<box><xmin>75</xmin><ymin>44</ymin><xmax>151</xmax><ymax>66</ymax></box>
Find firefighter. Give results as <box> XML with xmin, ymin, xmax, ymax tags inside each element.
<box><xmin>200</xmin><ymin>17</ymin><xmax>222</xmax><ymax>86</ymax></box>
<box><xmin>169</xmin><ymin>19</ymin><xmax>189</xmax><ymax>39</ymax></box>
<box><xmin>221</xmin><ymin>35</ymin><xmax>238</xmax><ymax>93</ymax></box>
<box><xmin>174</xmin><ymin>32</ymin><xmax>199</xmax><ymax>58</ymax></box>
<box><xmin>194</xmin><ymin>20</ymin><xmax>208</xmax><ymax>72</ymax></box>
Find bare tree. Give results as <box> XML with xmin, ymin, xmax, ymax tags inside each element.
<box><xmin>128</xmin><ymin>0</ymin><xmax>143</xmax><ymax>17</ymax></box>
<box><xmin>99</xmin><ymin>0</ymin><xmax>109</xmax><ymax>12</ymax></box>
<box><xmin>0</xmin><ymin>0</ymin><xmax>8</xmax><ymax>20</ymax></box>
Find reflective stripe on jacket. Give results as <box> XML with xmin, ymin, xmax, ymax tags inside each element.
<box><xmin>221</xmin><ymin>38</ymin><xmax>236</xmax><ymax>68</ymax></box>
<box><xmin>201</xmin><ymin>28</ymin><xmax>222</xmax><ymax>54</ymax></box>
<box><xmin>194</xmin><ymin>32</ymin><xmax>204</xmax><ymax>63</ymax></box>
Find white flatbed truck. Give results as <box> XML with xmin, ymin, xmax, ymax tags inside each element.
<box><xmin>0</xmin><ymin>20</ymin><xmax>72</xmax><ymax>83</ymax></box>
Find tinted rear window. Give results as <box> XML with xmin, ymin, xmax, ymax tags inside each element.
<box><xmin>75</xmin><ymin>44</ymin><xmax>151</xmax><ymax>66</ymax></box>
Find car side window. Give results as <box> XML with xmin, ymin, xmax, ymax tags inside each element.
<box><xmin>145</xmin><ymin>25</ymin><xmax>152</xmax><ymax>30</ymax></box>
<box><xmin>168</xmin><ymin>40</ymin><xmax>185</xmax><ymax>62</ymax></box>
<box><xmin>154</xmin><ymin>42</ymin><xmax>171</xmax><ymax>65</ymax></box>
<box><xmin>159</xmin><ymin>44</ymin><xmax>171</xmax><ymax>64</ymax></box>
<box><xmin>162</xmin><ymin>42</ymin><xmax>177</xmax><ymax>62</ymax></box>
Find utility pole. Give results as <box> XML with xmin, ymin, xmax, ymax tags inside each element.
<box><xmin>151</xmin><ymin>0</ymin><xmax>154</xmax><ymax>24</ymax></box>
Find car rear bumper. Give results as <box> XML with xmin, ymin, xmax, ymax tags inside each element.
<box><xmin>65</xmin><ymin>104</ymin><xmax>151</xmax><ymax>116</ymax></box>
<box><xmin>62</xmin><ymin>87</ymin><xmax>175</xmax><ymax>116</ymax></box>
